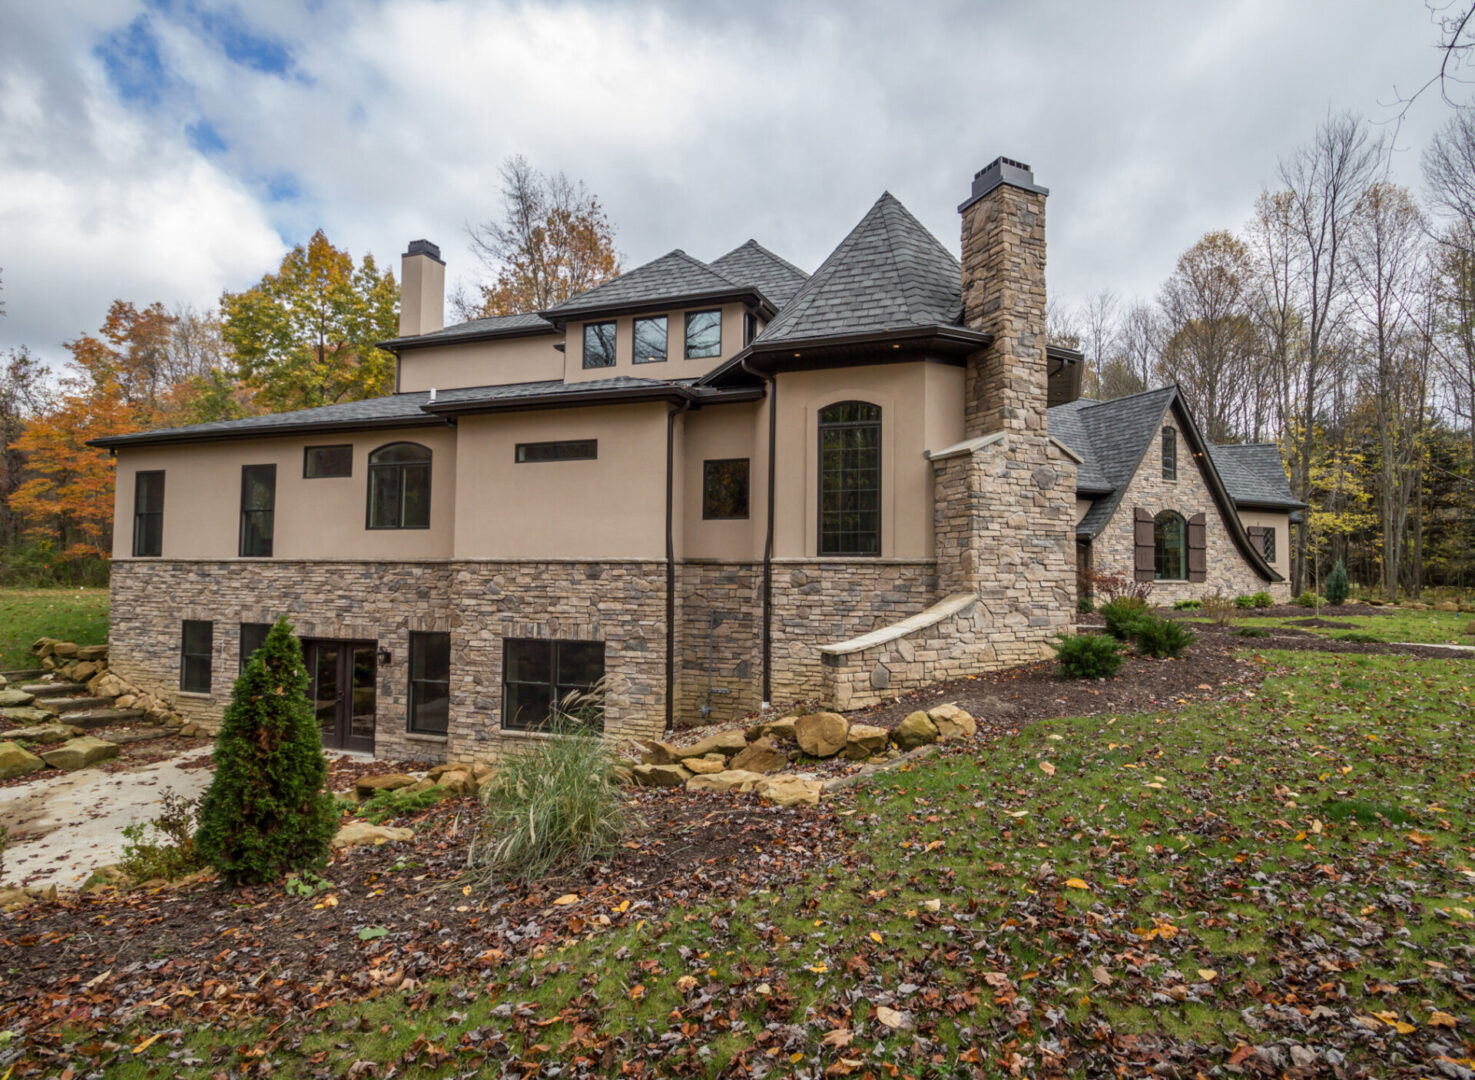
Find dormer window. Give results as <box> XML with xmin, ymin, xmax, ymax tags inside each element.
<box><xmin>633</xmin><ymin>316</ymin><xmax>667</xmax><ymax>364</ymax></box>
<box><xmin>685</xmin><ymin>310</ymin><xmax>721</xmax><ymax>359</ymax></box>
<box><xmin>583</xmin><ymin>321</ymin><xmax>616</xmax><ymax>368</ymax></box>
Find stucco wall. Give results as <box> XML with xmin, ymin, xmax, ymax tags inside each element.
<box><xmin>679</xmin><ymin>402</ymin><xmax>766</xmax><ymax>561</ymax></box>
<box><xmin>1237</xmin><ymin>508</ymin><xmax>1292</xmax><ymax>582</ymax></box>
<box><xmin>396</xmin><ymin>334</ymin><xmax>564</xmax><ymax>392</ymax></box>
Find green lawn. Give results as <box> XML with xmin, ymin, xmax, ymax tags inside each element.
<box><xmin>0</xmin><ymin>587</ymin><xmax>109</xmax><ymax>671</ymax></box>
<box><xmin>43</xmin><ymin>649</ymin><xmax>1475</xmax><ymax>1076</ymax></box>
<box><xmin>1210</xmin><ymin>607</ymin><xmax>1474</xmax><ymax>645</ymax></box>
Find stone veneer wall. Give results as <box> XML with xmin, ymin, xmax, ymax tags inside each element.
<box><xmin>819</xmin><ymin>591</ymin><xmax>983</xmax><ymax>711</ymax></box>
<box><xmin>674</xmin><ymin>562</ymin><xmax>762</xmax><ymax>726</ymax></box>
<box><xmin>1089</xmin><ymin>414</ymin><xmax>1287</xmax><ymax>604</ymax></box>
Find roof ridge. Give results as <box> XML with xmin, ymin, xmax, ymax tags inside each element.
<box><xmin>725</xmin><ymin>238</ymin><xmax>810</xmax><ymax>280</ymax></box>
<box><xmin>754</xmin><ymin>196</ymin><xmax>887</xmax><ymax>338</ymax></box>
<box><xmin>1071</xmin><ymin>384</ymin><xmax>1178</xmax><ymax>412</ymax></box>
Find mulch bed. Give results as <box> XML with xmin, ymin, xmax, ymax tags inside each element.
<box><xmin>1192</xmin><ymin>621</ymin><xmax>1475</xmax><ymax>660</ymax></box>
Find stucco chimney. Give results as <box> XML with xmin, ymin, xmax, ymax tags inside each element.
<box><xmin>958</xmin><ymin>157</ymin><xmax>1049</xmax><ymax>439</ymax></box>
<box><xmin>399</xmin><ymin>239</ymin><xmax>445</xmax><ymax>337</ymax></box>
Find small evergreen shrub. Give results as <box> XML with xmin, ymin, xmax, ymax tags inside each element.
<box><xmin>359</xmin><ymin>786</ymin><xmax>446</xmax><ymax>824</ymax></box>
<box><xmin>1100</xmin><ymin>597</ymin><xmax>1151</xmax><ymax>640</ymax></box>
<box><xmin>1332</xmin><ymin>631</ymin><xmax>1381</xmax><ymax>643</ymax></box>
<box><xmin>1200</xmin><ymin>594</ymin><xmax>1239</xmax><ymax>627</ymax></box>
<box><xmin>1326</xmin><ymin>561</ymin><xmax>1350</xmax><ymax>605</ymax></box>
<box><xmin>1251</xmin><ymin>590</ymin><xmax>1274</xmax><ymax>608</ymax></box>
<box><xmin>1233</xmin><ymin>594</ymin><xmax>1255</xmax><ymax>609</ymax></box>
<box><xmin>195</xmin><ymin>618</ymin><xmax>337</xmax><ymax>885</ymax></box>
<box><xmin>1172</xmin><ymin>599</ymin><xmax>1202</xmax><ymax>610</ymax></box>
<box><xmin>1054</xmin><ymin>632</ymin><xmax>1124</xmax><ymax>679</ymax></box>
<box><xmin>120</xmin><ymin>791</ymin><xmax>202</xmax><ymax>882</ymax></box>
<box><xmin>1235</xmin><ymin>626</ymin><xmax>1271</xmax><ymax>638</ymax></box>
<box><xmin>1130</xmin><ymin>616</ymin><xmax>1196</xmax><ymax>658</ymax></box>
<box><xmin>1294</xmin><ymin>590</ymin><xmax>1320</xmax><ymax>608</ymax></box>
<box><xmin>1077</xmin><ymin>596</ymin><xmax>1095</xmax><ymax>614</ymax></box>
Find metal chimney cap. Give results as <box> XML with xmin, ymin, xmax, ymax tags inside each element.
<box><xmin>958</xmin><ymin>156</ymin><xmax>1049</xmax><ymax>212</ymax></box>
<box><xmin>404</xmin><ymin>239</ymin><xmax>443</xmax><ymax>263</ymax></box>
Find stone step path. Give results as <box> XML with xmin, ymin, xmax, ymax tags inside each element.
<box><xmin>21</xmin><ymin>682</ymin><xmax>88</xmax><ymax>699</ymax></box>
<box><xmin>50</xmin><ymin>696</ymin><xmax>116</xmax><ymax>715</ymax></box>
<box><xmin>62</xmin><ymin>709</ymin><xmax>147</xmax><ymax>730</ymax></box>
<box><xmin>1</xmin><ymin>669</ymin><xmax>45</xmax><ymax>682</ymax></box>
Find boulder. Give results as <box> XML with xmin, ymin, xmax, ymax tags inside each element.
<box><xmin>355</xmin><ymin>773</ymin><xmax>418</xmax><ymax>798</ymax></box>
<box><xmin>684</xmin><ymin>755</ymin><xmax>729</xmax><ymax>775</ymax></box>
<box><xmin>6</xmin><ymin>724</ymin><xmax>81</xmax><ymax>745</ymax></box>
<box><xmin>40</xmin><ymin>736</ymin><xmax>119</xmax><ymax>771</ymax></box>
<box><xmin>637</xmin><ymin>739</ymin><xmax>683</xmax><ymax>766</ymax></box>
<box><xmin>632</xmin><ymin>763</ymin><xmax>691</xmax><ymax>787</ymax></box>
<box><xmin>674</xmin><ymin>729</ymin><xmax>749</xmax><ymax>760</ymax></box>
<box><xmin>76</xmin><ymin>644</ymin><xmax>109</xmax><ymax>662</ymax></box>
<box><xmin>434</xmin><ymin>770</ymin><xmax>475</xmax><ymax>795</ymax></box>
<box><xmin>0</xmin><ymin>887</ymin><xmax>33</xmax><ymax>912</ymax></box>
<box><xmin>927</xmin><ymin>703</ymin><xmax>977</xmax><ymax>741</ymax></box>
<box><xmin>94</xmin><ymin>673</ymin><xmax>127</xmax><ymax>699</ymax></box>
<box><xmin>844</xmin><ymin>723</ymin><xmax>890</xmax><ymax>759</ymax></box>
<box><xmin>115</xmin><ymin>694</ymin><xmax>137</xmax><ymax>709</ymax></box>
<box><xmin>730</xmin><ymin>736</ymin><xmax>790</xmax><ymax>773</ymax></box>
<box><xmin>401</xmin><ymin>777</ymin><xmax>438</xmax><ymax>794</ymax></box>
<box><xmin>0</xmin><ymin>705</ymin><xmax>56</xmax><ymax>724</ymax></box>
<box><xmin>51</xmin><ymin>642</ymin><xmax>79</xmax><ymax>658</ymax></box>
<box><xmin>755</xmin><ymin>775</ymin><xmax>823</xmax><ymax>807</ymax></box>
<box><xmin>894</xmin><ymin>711</ymin><xmax>939</xmax><ymax>751</ymax></box>
<box><xmin>795</xmin><ymin>712</ymin><xmax>849</xmax><ymax>758</ymax></box>
<box><xmin>685</xmin><ymin>769</ymin><xmax>767</xmax><ymax>793</ymax></box>
<box><xmin>0</xmin><ymin>688</ymin><xmax>36</xmax><ymax>708</ymax></box>
<box><xmin>758</xmin><ymin>717</ymin><xmax>798</xmax><ymax>742</ymax></box>
<box><xmin>332</xmin><ymin>822</ymin><xmax>414</xmax><ymax>850</ymax></box>
<box><xmin>0</xmin><ymin>741</ymin><xmax>46</xmax><ymax>780</ymax></box>
<box><xmin>71</xmin><ymin>661</ymin><xmax>99</xmax><ymax>682</ymax></box>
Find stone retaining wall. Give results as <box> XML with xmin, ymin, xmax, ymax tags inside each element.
<box><xmin>819</xmin><ymin>592</ymin><xmax>986</xmax><ymax>711</ymax></box>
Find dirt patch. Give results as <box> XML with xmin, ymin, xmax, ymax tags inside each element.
<box><xmin>1283</xmin><ymin>616</ymin><xmax>1357</xmax><ymax>629</ymax></box>
<box><xmin>1194</xmin><ymin>622</ymin><xmax>1475</xmax><ymax>660</ymax></box>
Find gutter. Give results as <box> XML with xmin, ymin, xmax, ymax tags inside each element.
<box><xmin>741</xmin><ymin>354</ymin><xmax>777</xmax><ymax>708</ymax></box>
<box><xmin>664</xmin><ymin>396</ymin><xmax>693</xmax><ymax>734</ymax></box>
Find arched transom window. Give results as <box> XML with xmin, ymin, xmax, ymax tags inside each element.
<box><xmin>818</xmin><ymin>401</ymin><xmax>881</xmax><ymax>556</ymax></box>
<box><xmin>1154</xmin><ymin>510</ymin><xmax>1187</xmax><ymax>580</ymax></box>
<box><xmin>367</xmin><ymin>442</ymin><xmax>431</xmax><ymax>530</ymax></box>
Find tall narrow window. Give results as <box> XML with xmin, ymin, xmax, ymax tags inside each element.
<box><xmin>633</xmin><ymin>316</ymin><xmax>667</xmax><ymax>364</ymax></box>
<box><xmin>239</xmin><ymin>464</ymin><xmax>276</xmax><ymax>557</ymax></box>
<box><xmin>132</xmin><ymin>471</ymin><xmax>164</xmax><ymax>557</ymax></box>
<box><xmin>367</xmin><ymin>442</ymin><xmax>431</xmax><ymax>529</ymax></box>
<box><xmin>181</xmin><ymin>620</ymin><xmax>213</xmax><ymax>693</ymax></box>
<box><xmin>408</xmin><ymin>631</ymin><xmax>451</xmax><ymax>735</ymax></box>
<box><xmin>239</xmin><ymin>622</ymin><xmax>272</xmax><ymax>674</ymax></box>
<box><xmin>583</xmin><ymin>321</ymin><xmax>617</xmax><ymax>368</ymax></box>
<box><xmin>1154</xmin><ymin>510</ymin><xmax>1187</xmax><ymax>580</ymax></box>
<box><xmin>684</xmin><ymin>310</ymin><xmax>721</xmax><ymax>359</ymax></box>
<box><xmin>503</xmin><ymin>638</ymin><xmax>605</xmax><ymax>733</ymax></box>
<box><xmin>1161</xmin><ymin>427</ymin><xmax>1177</xmax><ymax>480</ymax></box>
<box><xmin>1262</xmin><ymin>526</ymin><xmax>1276</xmax><ymax>562</ymax></box>
<box><xmin>818</xmin><ymin>402</ymin><xmax>881</xmax><ymax>556</ymax></box>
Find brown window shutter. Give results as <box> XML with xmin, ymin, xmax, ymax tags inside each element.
<box><xmin>1188</xmin><ymin>512</ymin><xmax>1207</xmax><ymax>582</ymax></box>
<box><xmin>1133</xmin><ymin>507</ymin><xmax>1155</xmax><ymax>582</ymax></box>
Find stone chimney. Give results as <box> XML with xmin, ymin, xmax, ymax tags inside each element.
<box><xmin>399</xmin><ymin>239</ymin><xmax>445</xmax><ymax>337</ymax></box>
<box><xmin>958</xmin><ymin>157</ymin><xmax>1049</xmax><ymax>439</ymax></box>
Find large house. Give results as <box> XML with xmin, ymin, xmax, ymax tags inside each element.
<box><xmin>94</xmin><ymin>156</ymin><xmax>1290</xmax><ymax>762</ymax></box>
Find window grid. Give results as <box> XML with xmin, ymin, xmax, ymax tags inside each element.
<box><xmin>132</xmin><ymin>471</ymin><xmax>164</xmax><ymax>557</ymax></box>
<box><xmin>818</xmin><ymin>402</ymin><xmax>881</xmax><ymax>556</ymax></box>
<box><xmin>1154</xmin><ymin>510</ymin><xmax>1187</xmax><ymax>580</ymax></box>
<box><xmin>367</xmin><ymin>442</ymin><xmax>432</xmax><ymax>529</ymax></box>
<box><xmin>502</xmin><ymin>638</ymin><xmax>605</xmax><ymax>733</ymax></box>
<box><xmin>1262</xmin><ymin>527</ymin><xmax>1276</xmax><ymax>562</ymax></box>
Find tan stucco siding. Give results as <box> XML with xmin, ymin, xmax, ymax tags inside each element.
<box><xmin>111</xmin><ymin>426</ymin><xmax>458</xmax><ymax>561</ymax></box>
<box><xmin>396</xmin><ymin>334</ymin><xmax>565</xmax><ymax>393</ymax></box>
<box><xmin>773</xmin><ymin>362</ymin><xmax>961</xmax><ymax>560</ymax></box>
<box><xmin>679</xmin><ymin>402</ymin><xmax>765</xmax><ymax>561</ymax></box>
<box><xmin>1236</xmin><ymin>508</ymin><xmax>1291</xmax><ymax>580</ymax></box>
<box><xmin>451</xmin><ymin>404</ymin><xmax>670</xmax><ymax>559</ymax></box>
<box><xmin>565</xmin><ymin>304</ymin><xmax>749</xmax><ymax>384</ymax></box>
<box><xmin>1075</xmin><ymin>497</ymin><xmax>1093</xmax><ymax>525</ymax></box>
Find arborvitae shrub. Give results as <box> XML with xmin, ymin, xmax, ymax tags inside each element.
<box><xmin>1054</xmin><ymin>632</ymin><xmax>1124</xmax><ymax>679</ymax></box>
<box><xmin>1100</xmin><ymin>597</ymin><xmax>1150</xmax><ymax>640</ymax></box>
<box><xmin>1326</xmin><ymin>561</ymin><xmax>1350</xmax><ymax>606</ymax></box>
<box><xmin>1130</xmin><ymin>615</ymin><xmax>1196</xmax><ymax>658</ymax></box>
<box><xmin>195</xmin><ymin>618</ymin><xmax>337</xmax><ymax>885</ymax></box>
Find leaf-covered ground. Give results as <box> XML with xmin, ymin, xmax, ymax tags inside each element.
<box><xmin>3</xmin><ymin>648</ymin><xmax>1473</xmax><ymax>1078</ymax></box>
<box><xmin>0</xmin><ymin>588</ymin><xmax>109</xmax><ymax>670</ymax></box>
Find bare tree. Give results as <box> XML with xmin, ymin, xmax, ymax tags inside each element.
<box><xmin>1045</xmin><ymin>297</ymin><xmax>1082</xmax><ymax>352</ymax></box>
<box><xmin>1278</xmin><ymin>113</ymin><xmax>1382</xmax><ymax>591</ymax></box>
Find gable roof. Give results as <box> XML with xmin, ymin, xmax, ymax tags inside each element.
<box><xmin>1048</xmin><ymin>385</ymin><xmax>1283</xmax><ymax>582</ymax></box>
<box><xmin>541</xmin><ymin>249</ymin><xmax>765</xmax><ymax>321</ymax></box>
<box><xmin>709</xmin><ymin>240</ymin><xmax>810</xmax><ymax>307</ymax></box>
<box><xmin>1207</xmin><ymin>443</ymin><xmax>1304</xmax><ymax>510</ymax></box>
<box><xmin>753</xmin><ymin>193</ymin><xmax>965</xmax><ymax>346</ymax></box>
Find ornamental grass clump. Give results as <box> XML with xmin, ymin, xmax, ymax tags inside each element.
<box><xmin>1200</xmin><ymin>594</ymin><xmax>1239</xmax><ymax>627</ymax></box>
<box><xmin>195</xmin><ymin>618</ymin><xmax>337</xmax><ymax>885</ymax></box>
<box><xmin>1054</xmin><ymin>632</ymin><xmax>1124</xmax><ymax>679</ymax></box>
<box><xmin>469</xmin><ymin>680</ymin><xmax>633</xmax><ymax>884</ymax></box>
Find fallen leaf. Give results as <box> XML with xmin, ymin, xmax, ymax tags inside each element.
<box><xmin>553</xmin><ymin>893</ymin><xmax>580</xmax><ymax>906</ymax></box>
<box><xmin>1039</xmin><ymin>761</ymin><xmax>1056</xmax><ymax>776</ymax></box>
<box><xmin>874</xmin><ymin>1005</ymin><xmax>908</xmax><ymax>1029</ymax></box>
<box><xmin>132</xmin><ymin>1032</ymin><xmax>165</xmax><ymax>1055</ymax></box>
<box><xmin>1064</xmin><ymin>878</ymin><xmax>1090</xmax><ymax>890</ymax></box>
<box><xmin>1430</xmin><ymin>1011</ymin><xmax>1458</xmax><ymax>1028</ymax></box>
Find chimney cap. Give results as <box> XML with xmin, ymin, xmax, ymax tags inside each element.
<box><xmin>958</xmin><ymin>156</ymin><xmax>1049</xmax><ymax>212</ymax></box>
<box><xmin>404</xmin><ymin>239</ymin><xmax>444</xmax><ymax>264</ymax></box>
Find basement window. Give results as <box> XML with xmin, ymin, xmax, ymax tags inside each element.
<box><xmin>181</xmin><ymin>620</ymin><xmax>213</xmax><ymax>693</ymax></box>
<box><xmin>408</xmin><ymin>631</ymin><xmax>451</xmax><ymax>736</ymax></box>
<box><xmin>583</xmin><ymin>321</ymin><xmax>617</xmax><ymax>368</ymax></box>
<box><xmin>502</xmin><ymin>638</ymin><xmax>605</xmax><ymax>733</ymax></box>
<box><xmin>239</xmin><ymin>622</ymin><xmax>271</xmax><ymax>674</ymax></box>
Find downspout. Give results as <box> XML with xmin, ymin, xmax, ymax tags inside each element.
<box><xmin>664</xmin><ymin>395</ymin><xmax>693</xmax><ymax>734</ymax></box>
<box><xmin>741</xmin><ymin>356</ymin><xmax>776</xmax><ymax>707</ymax></box>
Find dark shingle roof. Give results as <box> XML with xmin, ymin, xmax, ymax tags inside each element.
<box><xmin>1048</xmin><ymin>386</ymin><xmax>1180</xmax><ymax>537</ymax></box>
<box><xmin>385</xmin><ymin>312</ymin><xmax>556</xmax><ymax>349</ymax></box>
<box><xmin>542</xmin><ymin>250</ymin><xmax>749</xmax><ymax>318</ymax></box>
<box><xmin>709</xmin><ymin>240</ymin><xmax>810</xmax><ymax>307</ymax></box>
<box><xmin>1207</xmin><ymin>443</ymin><xmax>1304</xmax><ymax>509</ymax></box>
<box><xmin>754</xmin><ymin>193</ymin><xmax>964</xmax><ymax>346</ymax></box>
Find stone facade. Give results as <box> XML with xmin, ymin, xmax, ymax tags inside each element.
<box><xmin>1087</xmin><ymin>411</ymin><xmax>1287</xmax><ymax>603</ymax></box>
<box><xmin>819</xmin><ymin>592</ymin><xmax>984</xmax><ymax>711</ymax></box>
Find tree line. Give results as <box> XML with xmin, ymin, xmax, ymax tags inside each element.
<box><xmin>0</xmin><ymin>159</ymin><xmax>619</xmax><ymax>585</ymax></box>
<box><xmin>1049</xmin><ymin>109</ymin><xmax>1475</xmax><ymax>601</ymax></box>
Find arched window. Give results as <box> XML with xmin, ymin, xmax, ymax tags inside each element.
<box><xmin>1154</xmin><ymin>510</ymin><xmax>1187</xmax><ymax>580</ymax></box>
<box><xmin>367</xmin><ymin>442</ymin><xmax>431</xmax><ymax>529</ymax></box>
<box><xmin>818</xmin><ymin>401</ymin><xmax>881</xmax><ymax>556</ymax></box>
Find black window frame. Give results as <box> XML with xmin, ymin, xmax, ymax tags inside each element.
<box><xmin>582</xmin><ymin>321</ymin><xmax>617</xmax><ymax>369</ymax></box>
<box><xmin>132</xmin><ymin>470</ymin><xmax>164</xmax><ymax>557</ymax></box>
<box><xmin>818</xmin><ymin>401</ymin><xmax>882</xmax><ymax>557</ymax></box>
<box><xmin>408</xmin><ymin>631</ymin><xmax>451</xmax><ymax>736</ymax></box>
<box><xmin>502</xmin><ymin>637</ymin><xmax>605</xmax><ymax>733</ymax></box>
<box><xmin>1154</xmin><ymin>510</ymin><xmax>1188</xmax><ymax>581</ymax></box>
<box><xmin>303</xmin><ymin>444</ymin><xmax>353</xmax><ymax>478</ymax></box>
<box><xmin>239</xmin><ymin>622</ymin><xmax>272</xmax><ymax>674</ymax></box>
<box><xmin>366</xmin><ymin>441</ymin><xmax>432</xmax><ymax>530</ymax></box>
<box><xmin>1161</xmin><ymin>426</ymin><xmax>1177</xmax><ymax>481</ymax></box>
<box><xmin>239</xmin><ymin>464</ymin><xmax>276</xmax><ymax>557</ymax></box>
<box><xmin>515</xmin><ymin>439</ymin><xmax>598</xmax><ymax>464</ymax></box>
<box><xmin>180</xmin><ymin>620</ymin><xmax>213</xmax><ymax>693</ymax></box>
<box><xmin>1262</xmin><ymin>526</ymin><xmax>1276</xmax><ymax>562</ymax></box>
<box><xmin>632</xmin><ymin>315</ymin><xmax>668</xmax><ymax>364</ymax></box>
<box><xmin>684</xmin><ymin>309</ymin><xmax>722</xmax><ymax>359</ymax></box>
<box><xmin>702</xmin><ymin>458</ymin><xmax>750</xmax><ymax>520</ymax></box>
<box><xmin>743</xmin><ymin>311</ymin><xmax>757</xmax><ymax>346</ymax></box>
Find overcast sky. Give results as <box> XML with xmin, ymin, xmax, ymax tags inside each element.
<box><xmin>0</xmin><ymin>0</ymin><xmax>1463</xmax><ymax>363</ymax></box>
